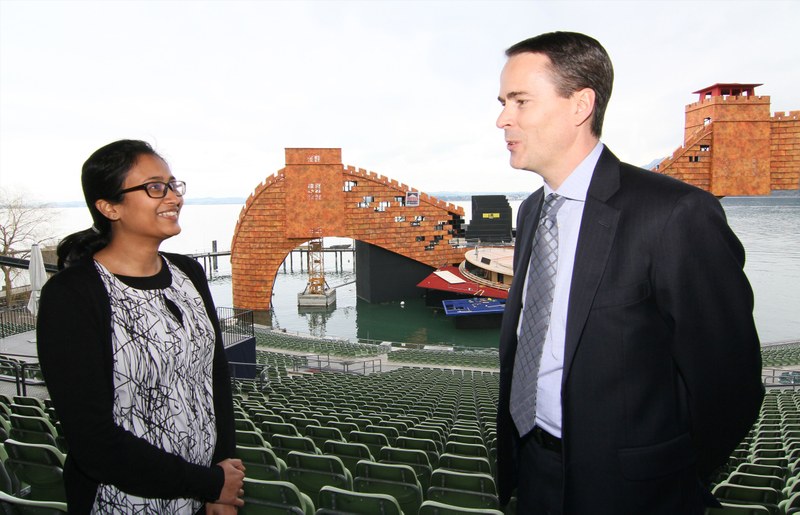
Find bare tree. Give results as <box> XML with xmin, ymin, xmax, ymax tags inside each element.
<box><xmin>0</xmin><ymin>188</ymin><xmax>54</xmax><ymax>306</ymax></box>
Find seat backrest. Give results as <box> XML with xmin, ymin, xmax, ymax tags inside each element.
<box><xmin>11</xmin><ymin>397</ymin><xmax>45</xmax><ymax>410</ymax></box>
<box><xmin>263</xmin><ymin>421</ymin><xmax>300</xmax><ymax>437</ymax></box>
<box><xmin>0</xmin><ymin>489</ymin><xmax>67</xmax><ymax>513</ymax></box>
<box><xmin>728</xmin><ymin>471</ymin><xmax>784</xmax><ymax>490</ymax></box>
<box><xmin>430</xmin><ymin>469</ymin><xmax>498</xmax><ymax>495</ymax></box>
<box><xmin>350</xmin><ymin>431</ymin><xmax>389</xmax><ymax>446</ymax></box>
<box><xmin>3</xmin><ymin>439</ymin><xmax>65</xmax><ymax>467</ymax></box>
<box><xmin>408</xmin><ymin>427</ymin><xmax>444</xmax><ymax>448</ymax></box>
<box><xmin>379</xmin><ymin>447</ymin><xmax>432</xmax><ymax>468</ymax></box>
<box><xmin>271</xmin><ymin>435</ymin><xmax>319</xmax><ymax>457</ymax></box>
<box><xmin>380</xmin><ymin>420</ymin><xmax>409</xmax><ymax>435</ymax></box>
<box><xmin>418</xmin><ymin>499</ymin><xmax>504</xmax><ymax>515</ymax></box>
<box><xmin>396</xmin><ymin>436</ymin><xmax>440</xmax><ymax>467</ymax></box>
<box><xmin>305</xmin><ymin>425</ymin><xmax>343</xmax><ymax>444</ymax></box>
<box><xmin>316</xmin><ymin>485</ymin><xmax>402</xmax><ymax>515</ymax></box>
<box><xmin>255</xmin><ymin>413</ymin><xmax>285</xmax><ymax>424</ymax></box>
<box><xmin>9</xmin><ymin>404</ymin><xmax>46</xmax><ymax>419</ymax></box>
<box><xmin>355</xmin><ymin>460</ymin><xmax>419</xmax><ymax>485</ymax></box>
<box><xmin>235</xmin><ymin>430</ymin><xmax>268</xmax><ymax>448</ymax></box>
<box><xmin>240</xmin><ymin>478</ymin><xmax>313</xmax><ymax>515</ymax></box>
<box><xmin>285</xmin><ymin>452</ymin><xmax>352</xmax><ymax>502</ymax></box>
<box><xmin>286</xmin><ymin>451</ymin><xmax>347</xmax><ymax>475</ymax></box>
<box><xmin>234</xmin><ymin>418</ymin><xmax>258</xmax><ymax>432</ymax></box>
<box><xmin>328</xmin><ymin>421</ymin><xmax>359</xmax><ymax>438</ymax></box>
<box><xmin>438</xmin><ymin>453</ymin><xmax>492</xmax><ymax>475</ymax></box>
<box><xmin>447</xmin><ymin>434</ymin><xmax>485</xmax><ymax>446</ymax></box>
<box><xmin>736</xmin><ymin>462</ymin><xmax>786</xmax><ymax>479</ymax></box>
<box><xmin>3</xmin><ymin>439</ymin><xmax>67</xmax><ymax>503</ymax></box>
<box><xmin>712</xmin><ymin>482</ymin><xmax>781</xmax><ymax>506</ymax></box>
<box><xmin>444</xmin><ymin>441</ymin><xmax>488</xmax><ymax>459</ymax></box>
<box><xmin>365</xmin><ymin>425</ymin><xmax>400</xmax><ymax>445</ymax></box>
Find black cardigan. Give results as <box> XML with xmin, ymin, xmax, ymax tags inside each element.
<box><xmin>36</xmin><ymin>252</ymin><xmax>236</xmax><ymax>513</ymax></box>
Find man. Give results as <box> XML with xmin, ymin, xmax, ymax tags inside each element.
<box><xmin>495</xmin><ymin>32</ymin><xmax>763</xmax><ymax>514</ymax></box>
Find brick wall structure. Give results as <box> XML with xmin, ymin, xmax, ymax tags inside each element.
<box><xmin>231</xmin><ymin>148</ymin><xmax>466</xmax><ymax>312</ymax></box>
<box><xmin>653</xmin><ymin>85</ymin><xmax>800</xmax><ymax>195</ymax></box>
<box><xmin>771</xmin><ymin>111</ymin><xmax>800</xmax><ymax>191</ymax></box>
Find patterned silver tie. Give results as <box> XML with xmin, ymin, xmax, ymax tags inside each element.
<box><xmin>510</xmin><ymin>193</ymin><xmax>566</xmax><ymax>437</ymax></box>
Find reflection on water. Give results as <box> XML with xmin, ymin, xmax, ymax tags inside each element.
<box><xmin>207</xmin><ymin>196</ymin><xmax>799</xmax><ymax>347</ymax></box>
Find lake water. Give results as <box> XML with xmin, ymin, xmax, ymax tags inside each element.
<box><xmin>39</xmin><ymin>196</ymin><xmax>800</xmax><ymax>346</ymax></box>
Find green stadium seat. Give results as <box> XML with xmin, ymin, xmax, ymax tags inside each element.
<box><xmin>408</xmin><ymin>428</ymin><xmax>445</xmax><ymax>451</ymax></box>
<box><xmin>438</xmin><ymin>453</ymin><xmax>493</xmax><ymax>475</ymax></box>
<box><xmin>418</xmin><ymin>499</ymin><xmax>505</xmax><ymax>514</ymax></box>
<box><xmin>705</xmin><ymin>502</ymin><xmax>774</xmax><ymax>514</ymax></box>
<box><xmin>262</xmin><ymin>421</ymin><xmax>301</xmax><ymax>439</ymax></box>
<box><xmin>284</xmin><ymin>451</ymin><xmax>352</xmax><ymax>502</ymax></box>
<box><xmin>236</xmin><ymin>430</ymin><xmax>270</xmax><ymax>449</ymax></box>
<box><xmin>271</xmin><ymin>434</ymin><xmax>320</xmax><ymax>461</ymax></box>
<box><xmin>378</xmin><ymin>446</ymin><xmax>433</xmax><ymax>491</ymax></box>
<box><xmin>427</xmin><ymin>469</ymin><xmax>499</xmax><ymax>511</ymax></box>
<box><xmin>328</xmin><ymin>422</ymin><xmax>359</xmax><ymax>440</ymax></box>
<box><xmin>395</xmin><ymin>436</ymin><xmax>440</xmax><ymax>468</ymax></box>
<box><xmin>238</xmin><ymin>478</ymin><xmax>314</xmax><ymax>515</ymax></box>
<box><xmin>365</xmin><ymin>425</ymin><xmax>400</xmax><ymax>446</ymax></box>
<box><xmin>322</xmin><ymin>441</ymin><xmax>374</xmax><ymax>478</ymax></box>
<box><xmin>735</xmin><ymin>463</ymin><xmax>786</xmax><ymax>480</ymax></box>
<box><xmin>315</xmin><ymin>485</ymin><xmax>402</xmax><ymax>514</ymax></box>
<box><xmin>255</xmin><ymin>413</ymin><xmax>285</xmax><ymax>425</ymax></box>
<box><xmin>444</xmin><ymin>441</ymin><xmax>488</xmax><ymax>459</ymax></box>
<box><xmin>3</xmin><ymin>439</ymin><xmax>66</xmax><ymax>503</ymax></box>
<box><xmin>349</xmin><ymin>431</ymin><xmax>389</xmax><ymax>460</ymax></box>
<box><xmin>305</xmin><ymin>425</ymin><xmax>344</xmax><ymax>450</ymax></box>
<box><xmin>0</xmin><ymin>448</ymin><xmax>21</xmax><ymax>496</ymax></box>
<box><xmin>0</xmin><ymin>489</ymin><xmax>67</xmax><ymax>513</ymax></box>
<box><xmin>235</xmin><ymin>445</ymin><xmax>286</xmax><ymax>481</ymax></box>
<box><xmin>780</xmin><ymin>491</ymin><xmax>800</xmax><ymax>515</ymax></box>
<box><xmin>11</xmin><ymin>397</ymin><xmax>46</xmax><ymax>410</ymax></box>
<box><xmin>712</xmin><ymin>483</ymin><xmax>780</xmax><ymax>514</ymax></box>
<box><xmin>727</xmin><ymin>471</ymin><xmax>783</xmax><ymax>490</ymax></box>
<box><xmin>8</xmin><ymin>415</ymin><xmax>64</xmax><ymax>453</ymax></box>
<box><xmin>380</xmin><ymin>420</ymin><xmax>409</xmax><ymax>435</ymax></box>
<box><xmin>289</xmin><ymin>417</ymin><xmax>318</xmax><ymax>434</ymax></box>
<box><xmin>353</xmin><ymin>460</ymin><xmax>423</xmax><ymax>515</ymax></box>
<box><xmin>447</xmin><ymin>434</ymin><xmax>485</xmax><ymax>446</ymax></box>
<box><xmin>8</xmin><ymin>405</ymin><xmax>47</xmax><ymax>419</ymax></box>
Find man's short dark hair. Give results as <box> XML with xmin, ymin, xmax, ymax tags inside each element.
<box><xmin>506</xmin><ymin>31</ymin><xmax>613</xmax><ymax>138</ymax></box>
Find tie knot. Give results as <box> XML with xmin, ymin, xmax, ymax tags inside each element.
<box><xmin>541</xmin><ymin>193</ymin><xmax>565</xmax><ymax>219</ymax></box>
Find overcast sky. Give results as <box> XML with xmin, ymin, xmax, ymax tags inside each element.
<box><xmin>1</xmin><ymin>0</ymin><xmax>798</xmax><ymax>204</ymax></box>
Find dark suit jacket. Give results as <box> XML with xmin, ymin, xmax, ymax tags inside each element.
<box><xmin>497</xmin><ymin>147</ymin><xmax>764</xmax><ymax>514</ymax></box>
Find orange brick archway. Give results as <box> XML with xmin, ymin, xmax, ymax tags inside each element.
<box><xmin>231</xmin><ymin>148</ymin><xmax>466</xmax><ymax>311</ymax></box>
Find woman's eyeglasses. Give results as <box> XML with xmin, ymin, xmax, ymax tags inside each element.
<box><xmin>118</xmin><ymin>180</ymin><xmax>186</xmax><ymax>199</ymax></box>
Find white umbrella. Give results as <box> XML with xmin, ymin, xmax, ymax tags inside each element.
<box><xmin>26</xmin><ymin>243</ymin><xmax>47</xmax><ymax>316</ymax></box>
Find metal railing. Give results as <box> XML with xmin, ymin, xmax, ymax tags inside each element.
<box><xmin>0</xmin><ymin>356</ymin><xmax>45</xmax><ymax>397</ymax></box>
<box><xmin>0</xmin><ymin>307</ymin><xmax>36</xmax><ymax>339</ymax></box>
<box><xmin>217</xmin><ymin>307</ymin><xmax>254</xmax><ymax>348</ymax></box>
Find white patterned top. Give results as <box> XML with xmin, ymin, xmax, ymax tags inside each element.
<box><xmin>92</xmin><ymin>257</ymin><xmax>217</xmax><ymax>514</ymax></box>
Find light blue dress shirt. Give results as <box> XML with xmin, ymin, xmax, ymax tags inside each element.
<box><xmin>518</xmin><ymin>141</ymin><xmax>604</xmax><ymax>438</ymax></box>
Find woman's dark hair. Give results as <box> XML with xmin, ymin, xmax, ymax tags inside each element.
<box><xmin>57</xmin><ymin>140</ymin><xmax>162</xmax><ymax>269</ymax></box>
<box><xmin>506</xmin><ymin>31</ymin><xmax>614</xmax><ymax>138</ymax></box>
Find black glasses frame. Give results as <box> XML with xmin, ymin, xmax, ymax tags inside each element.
<box><xmin>118</xmin><ymin>180</ymin><xmax>186</xmax><ymax>199</ymax></box>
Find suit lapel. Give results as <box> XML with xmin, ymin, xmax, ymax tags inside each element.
<box><xmin>562</xmin><ymin>149</ymin><xmax>621</xmax><ymax>384</ymax></box>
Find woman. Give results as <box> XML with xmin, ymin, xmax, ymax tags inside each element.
<box><xmin>36</xmin><ymin>140</ymin><xmax>245</xmax><ymax>514</ymax></box>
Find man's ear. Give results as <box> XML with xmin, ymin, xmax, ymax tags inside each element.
<box><xmin>573</xmin><ymin>88</ymin><xmax>596</xmax><ymax>128</ymax></box>
<box><xmin>95</xmin><ymin>199</ymin><xmax>120</xmax><ymax>221</ymax></box>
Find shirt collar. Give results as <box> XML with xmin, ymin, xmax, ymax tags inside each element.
<box><xmin>544</xmin><ymin>141</ymin><xmax>604</xmax><ymax>202</ymax></box>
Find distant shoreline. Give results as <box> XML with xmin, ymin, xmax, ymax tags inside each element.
<box><xmin>40</xmin><ymin>188</ymin><xmax>800</xmax><ymax>208</ymax></box>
